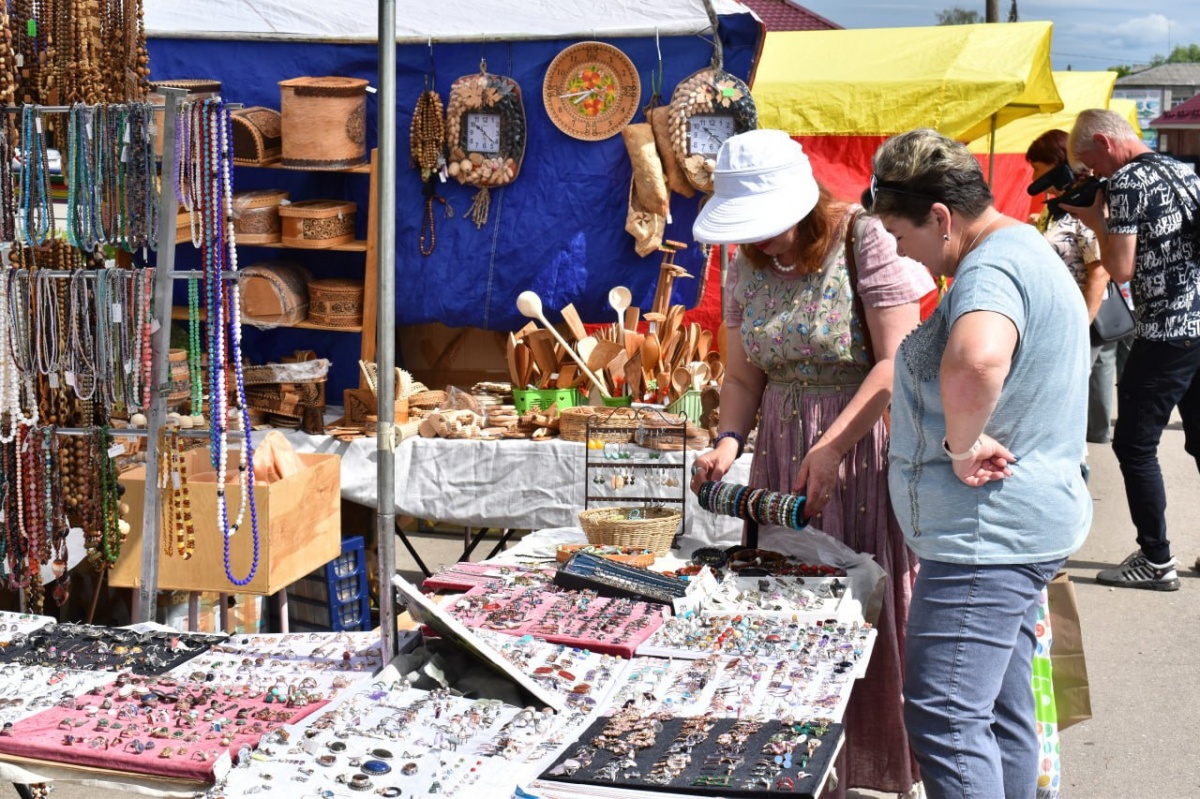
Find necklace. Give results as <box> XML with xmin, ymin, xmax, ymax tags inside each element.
<box><xmin>769</xmin><ymin>255</ymin><xmax>796</xmax><ymax>273</ymax></box>
<box><xmin>961</xmin><ymin>214</ymin><xmax>1001</xmax><ymax>260</ymax></box>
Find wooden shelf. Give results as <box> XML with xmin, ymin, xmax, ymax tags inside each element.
<box><xmin>171</xmin><ymin>306</ymin><xmax>363</xmax><ymax>332</ymax></box>
<box><xmin>241</xmin><ymin>239</ymin><xmax>369</xmax><ymax>253</ymax></box>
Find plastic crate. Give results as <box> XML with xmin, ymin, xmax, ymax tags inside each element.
<box><xmin>513</xmin><ymin>388</ymin><xmax>579</xmax><ymax>414</ymax></box>
<box><xmin>286</xmin><ymin>536</ymin><xmax>371</xmax><ymax>632</ymax></box>
<box><xmin>665</xmin><ymin>390</ymin><xmax>702</xmax><ymax>422</ymax></box>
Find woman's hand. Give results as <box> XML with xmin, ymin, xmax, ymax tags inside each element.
<box><xmin>689</xmin><ymin>438</ymin><xmax>740</xmax><ymax>494</ymax></box>
<box><xmin>950</xmin><ymin>433</ymin><xmax>1016</xmax><ymax>487</ymax></box>
<box><xmin>795</xmin><ymin>441</ymin><xmax>841</xmax><ymax>518</ymax></box>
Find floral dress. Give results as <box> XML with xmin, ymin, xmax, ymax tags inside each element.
<box><xmin>724</xmin><ymin>208</ymin><xmax>934</xmax><ymax>795</ymax></box>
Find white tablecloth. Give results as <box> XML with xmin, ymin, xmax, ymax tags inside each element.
<box><xmin>280</xmin><ymin>431</ymin><xmax>751</xmax><ymax>543</ymax></box>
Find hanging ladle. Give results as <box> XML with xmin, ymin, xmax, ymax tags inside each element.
<box><xmin>516</xmin><ymin>291</ymin><xmax>611</xmax><ymax>398</ymax></box>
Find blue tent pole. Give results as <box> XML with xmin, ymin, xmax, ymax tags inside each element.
<box><xmin>376</xmin><ymin>0</ymin><xmax>399</xmax><ymax>659</ymax></box>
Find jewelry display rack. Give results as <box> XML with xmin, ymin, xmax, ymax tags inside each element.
<box><xmin>582</xmin><ymin>409</ymin><xmax>688</xmax><ymax>531</ymax></box>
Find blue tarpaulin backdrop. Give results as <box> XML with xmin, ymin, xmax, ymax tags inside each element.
<box><xmin>147</xmin><ymin>6</ymin><xmax>762</xmax><ymax>390</ymax></box>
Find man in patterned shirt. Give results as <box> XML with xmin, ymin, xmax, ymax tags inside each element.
<box><xmin>1065</xmin><ymin>108</ymin><xmax>1200</xmax><ymax>591</ymax></box>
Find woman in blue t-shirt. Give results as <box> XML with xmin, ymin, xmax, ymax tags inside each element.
<box><xmin>865</xmin><ymin>129</ymin><xmax>1093</xmax><ymax>799</ymax></box>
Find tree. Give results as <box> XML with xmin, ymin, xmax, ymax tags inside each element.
<box><xmin>1110</xmin><ymin>43</ymin><xmax>1200</xmax><ymax>76</ymax></box>
<box><xmin>936</xmin><ymin>5</ymin><xmax>982</xmax><ymax>25</ymax></box>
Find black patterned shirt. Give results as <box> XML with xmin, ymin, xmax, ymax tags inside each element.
<box><xmin>1106</xmin><ymin>154</ymin><xmax>1200</xmax><ymax>340</ymax></box>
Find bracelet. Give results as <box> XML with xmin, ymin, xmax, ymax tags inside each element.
<box><xmin>942</xmin><ymin>436</ymin><xmax>983</xmax><ymax>461</ymax></box>
<box><xmin>714</xmin><ymin>431</ymin><xmax>745</xmax><ymax>458</ymax></box>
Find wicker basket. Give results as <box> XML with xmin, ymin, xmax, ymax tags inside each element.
<box><xmin>278</xmin><ymin>199</ymin><xmax>357</xmax><ymax>248</ymax></box>
<box><xmin>232</xmin><ymin>189</ymin><xmax>289</xmax><ymax>244</ymax></box>
<box><xmin>307</xmin><ymin>278</ymin><xmax>364</xmax><ymax>327</ymax></box>
<box><xmin>279</xmin><ymin>76</ymin><xmax>369</xmax><ymax>169</ymax></box>
<box><xmin>578</xmin><ymin>507</ymin><xmax>681</xmax><ymax>556</ymax></box>
<box><xmin>231</xmin><ymin>106</ymin><xmax>283</xmax><ymax>166</ymax></box>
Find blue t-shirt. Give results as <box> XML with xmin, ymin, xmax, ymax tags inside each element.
<box><xmin>888</xmin><ymin>224</ymin><xmax>1092</xmax><ymax>564</ymax></box>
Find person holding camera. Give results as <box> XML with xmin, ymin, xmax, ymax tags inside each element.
<box><xmin>1064</xmin><ymin>108</ymin><xmax>1200</xmax><ymax>592</ymax></box>
<box><xmin>1025</xmin><ymin>128</ymin><xmax>1121</xmax><ymax>444</ymax></box>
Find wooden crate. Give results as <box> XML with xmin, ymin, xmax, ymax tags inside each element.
<box><xmin>110</xmin><ymin>450</ymin><xmax>341</xmax><ymax>595</ymax></box>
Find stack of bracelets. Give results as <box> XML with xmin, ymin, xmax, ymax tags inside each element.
<box><xmin>696</xmin><ymin>481</ymin><xmax>807</xmax><ymax>531</ymax></box>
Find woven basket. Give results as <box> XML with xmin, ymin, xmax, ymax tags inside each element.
<box><xmin>408</xmin><ymin>389</ymin><xmax>447</xmax><ymax>409</ymax></box>
<box><xmin>555</xmin><ymin>543</ymin><xmax>656</xmax><ymax>568</ymax></box>
<box><xmin>307</xmin><ymin>278</ymin><xmax>364</xmax><ymax>327</ymax></box>
<box><xmin>232</xmin><ymin>189</ymin><xmax>289</xmax><ymax>244</ymax></box>
<box><xmin>279</xmin><ymin>76</ymin><xmax>369</xmax><ymax>169</ymax></box>
<box><xmin>561</xmin><ymin>405</ymin><xmax>654</xmax><ymax>443</ymax></box>
<box><xmin>578</xmin><ymin>507</ymin><xmax>681</xmax><ymax>556</ymax></box>
<box><xmin>231</xmin><ymin>106</ymin><xmax>283</xmax><ymax>166</ymax></box>
<box><xmin>239</xmin><ymin>260</ymin><xmax>311</xmax><ymax>326</ymax></box>
<box><xmin>278</xmin><ymin>199</ymin><xmax>357</xmax><ymax>248</ymax></box>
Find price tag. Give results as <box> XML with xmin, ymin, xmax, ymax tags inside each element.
<box><xmin>112</xmin><ymin>303</ymin><xmax>123</xmax><ymax>324</ymax></box>
<box><xmin>124</xmin><ymin>360</ymin><xmax>133</xmax><ymax>375</ymax></box>
<box><xmin>48</xmin><ymin>373</ymin><xmax>58</xmax><ymax>389</ymax></box>
<box><xmin>107</xmin><ymin>443</ymin><xmax>126</xmax><ymax>459</ymax></box>
<box><xmin>148</xmin><ymin>119</ymin><xmax>156</xmax><ymax>136</ymax></box>
<box><xmin>35</xmin><ymin>115</ymin><xmax>42</xmax><ymax>134</ymax></box>
<box><xmin>172</xmin><ymin>472</ymin><xmax>181</xmax><ymax>491</ymax></box>
<box><xmin>121</xmin><ymin>144</ymin><xmax>130</xmax><ymax>163</ymax></box>
<box><xmin>14</xmin><ymin>53</ymin><xmax>22</xmax><ymax>69</ymax></box>
<box><xmin>64</xmin><ymin>371</ymin><xmax>76</xmax><ymax>387</ymax></box>
<box><xmin>150</xmin><ymin>318</ymin><xmax>161</xmax><ymax>334</ymax></box>
<box><xmin>722</xmin><ymin>87</ymin><xmax>737</xmax><ymax>97</ymax></box>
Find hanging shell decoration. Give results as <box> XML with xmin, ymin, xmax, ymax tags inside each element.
<box><xmin>667</xmin><ymin>67</ymin><xmax>758</xmax><ymax>194</ymax></box>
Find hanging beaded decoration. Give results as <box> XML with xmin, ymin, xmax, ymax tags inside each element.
<box><xmin>158</xmin><ymin>426</ymin><xmax>195</xmax><ymax>560</ymax></box>
<box><xmin>409</xmin><ymin>88</ymin><xmax>448</xmax><ymax>255</ymax></box>
<box><xmin>183</xmin><ymin>96</ymin><xmax>260</xmax><ymax>586</ymax></box>
<box><xmin>96</xmin><ymin>424</ymin><xmax>127</xmax><ymax>568</ymax></box>
<box><xmin>19</xmin><ymin>104</ymin><xmax>54</xmax><ymax>246</ymax></box>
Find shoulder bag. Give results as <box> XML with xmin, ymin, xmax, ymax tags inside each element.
<box><xmin>1091</xmin><ymin>279</ymin><xmax>1136</xmax><ymax>342</ymax></box>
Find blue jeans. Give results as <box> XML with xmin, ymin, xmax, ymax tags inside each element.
<box><xmin>1111</xmin><ymin>337</ymin><xmax>1200</xmax><ymax>563</ymax></box>
<box><xmin>904</xmin><ymin>557</ymin><xmax>1066</xmax><ymax>799</ymax></box>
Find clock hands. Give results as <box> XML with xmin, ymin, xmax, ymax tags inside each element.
<box><xmin>558</xmin><ymin>88</ymin><xmax>595</xmax><ymax>104</ymax></box>
<box><xmin>470</xmin><ymin>120</ymin><xmax>497</xmax><ymax>149</ymax></box>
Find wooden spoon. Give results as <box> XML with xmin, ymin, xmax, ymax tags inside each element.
<box><xmin>608</xmin><ymin>286</ymin><xmax>632</xmax><ymax>344</ymax></box>
<box><xmin>690</xmin><ymin>361</ymin><xmax>710</xmax><ymax>390</ymax></box>
<box><xmin>516</xmin><ymin>291</ymin><xmax>611</xmax><ymax>398</ymax></box>
<box><xmin>624</xmin><ymin>306</ymin><xmax>640</xmax><ymax>336</ymax></box>
<box><xmin>656</xmin><ymin>371</ymin><xmax>672</xmax><ymax>403</ymax></box>
<box><xmin>697</xmin><ymin>329</ymin><xmax>713</xmax><ymax>359</ymax></box>
<box><xmin>515</xmin><ymin>344</ymin><xmax>532</xmax><ymax>388</ymax></box>
<box><xmin>671</xmin><ymin>366</ymin><xmax>692</xmax><ymax>401</ymax></box>
<box><xmin>642</xmin><ymin>332</ymin><xmax>661</xmax><ymax>375</ymax></box>
<box><xmin>624</xmin><ymin>357</ymin><xmax>643</xmax><ymax>401</ymax></box>
<box><xmin>587</xmin><ymin>339</ymin><xmax>625</xmax><ymax>373</ymax></box>
<box><xmin>716</xmin><ymin>323</ymin><xmax>728</xmax><ymax>363</ymax></box>
<box><xmin>576</xmin><ymin>336</ymin><xmax>598</xmax><ymax>367</ymax></box>
<box><xmin>505</xmin><ymin>333</ymin><xmax>520</xmax><ymax>385</ymax></box>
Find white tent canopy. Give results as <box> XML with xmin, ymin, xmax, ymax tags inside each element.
<box><xmin>145</xmin><ymin>0</ymin><xmax>752</xmax><ymax>41</ymax></box>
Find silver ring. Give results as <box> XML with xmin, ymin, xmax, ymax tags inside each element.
<box><xmin>690</xmin><ymin>464</ymin><xmax>700</xmax><ymax>476</ymax></box>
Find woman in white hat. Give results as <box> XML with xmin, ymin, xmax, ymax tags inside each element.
<box><xmin>690</xmin><ymin>128</ymin><xmax>933</xmax><ymax>797</ymax></box>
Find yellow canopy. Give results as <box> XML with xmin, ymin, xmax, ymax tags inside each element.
<box><xmin>1110</xmin><ymin>98</ymin><xmax>1143</xmax><ymax>139</ymax></box>
<box><xmin>967</xmin><ymin>71</ymin><xmax>1138</xmax><ymax>155</ymax></box>
<box><xmin>754</xmin><ymin>21</ymin><xmax>1062</xmax><ymax>142</ymax></box>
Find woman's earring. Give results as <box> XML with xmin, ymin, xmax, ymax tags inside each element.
<box><xmin>943</xmin><ymin>234</ymin><xmax>950</xmax><ymax>241</ymax></box>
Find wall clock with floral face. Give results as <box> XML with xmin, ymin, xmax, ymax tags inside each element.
<box><xmin>543</xmin><ymin>41</ymin><xmax>641</xmax><ymax>142</ymax></box>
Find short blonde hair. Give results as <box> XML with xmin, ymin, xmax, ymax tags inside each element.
<box><xmin>1068</xmin><ymin>108</ymin><xmax>1138</xmax><ymax>161</ymax></box>
<box><xmin>869</xmin><ymin>128</ymin><xmax>992</xmax><ymax>223</ymax></box>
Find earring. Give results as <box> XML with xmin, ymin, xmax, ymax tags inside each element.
<box><xmin>942</xmin><ymin>234</ymin><xmax>950</xmax><ymax>241</ymax></box>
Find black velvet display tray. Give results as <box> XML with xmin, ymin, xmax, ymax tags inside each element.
<box><xmin>539</xmin><ymin>715</ymin><xmax>843</xmax><ymax>799</ymax></box>
<box><xmin>0</xmin><ymin>624</ymin><xmax>227</xmax><ymax>675</ymax></box>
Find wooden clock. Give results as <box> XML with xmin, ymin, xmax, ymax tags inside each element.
<box><xmin>543</xmin><ymin>41</ymin><xmax>641</xmax><ymax>142</ymax></box>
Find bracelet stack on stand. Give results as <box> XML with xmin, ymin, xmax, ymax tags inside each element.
<box><xmin>696</xmin><ymin>481</ymin><xmax>808</xmax><ymax>531</ymax></box>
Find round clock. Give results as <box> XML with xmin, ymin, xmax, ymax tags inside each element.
<box><xmin>668</xmin><ymin>67</ymin><xmax>758</xmax><ymax>193</ymax></box>
<box><xmin>543</xmin><ymin>41</ymin><xmax>641</xmax><ymax>141</ymax></box>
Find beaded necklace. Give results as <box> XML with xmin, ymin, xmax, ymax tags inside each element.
<box><xmin>158</xmin><ymin>428</ymin><xmax>195</xmax><ymax>560</ymax></box>
<box><xmin>97</xmin><ymin>424</ymin><xmax>124</xmax><ymax>567</ymax></box>
<box><xmin>67</xmin><ymin>269</ymin><xmax>98</xmax><ymax>401</ymax></box>
<box><xmin>0</xmin><ymin>264</ymin><xmax>37</xmax><ymax>443</ymax></box>
<box><xmin>19</xmin><ymin>105</ymin><xmax>53</xmax><ymax>246</ymax></box>
<box><xmin>187</xmin><ymin>275</ymin><xmax>202</xmax><ymax>411</ymax></box>
<box><xmin>0</xmin><ymin>125</ymin><xmax>15</xmax><ymax>241</ymax></box>
<box><xmin>34</xmin><ymin>269</ymin><xmax>61</xmax><ymax>377</ymax></box>
<box><xmin>191</xmin><ymin>97</ymin><xmax>259</xmax><ymax>586</ymax></box>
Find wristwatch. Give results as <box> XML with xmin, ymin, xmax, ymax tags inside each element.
<box><xmin>942</xmin><ymin>437</ymin><xmax>983</xmax><ymax>461</ymax></box>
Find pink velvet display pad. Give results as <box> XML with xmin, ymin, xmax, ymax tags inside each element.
<box><xmin>0</xmin><ymin>679</ymin><xmax>327</xmax><ymax>782</ymax></box>
<box><xmin>443</xmin><ymin>583</ymin><xmax>664</xmax><ymax>658</ymax></box>
<box><xmin>420</xmin><ymin>561</ymin><xmax>555</xmax><ymax>592</ymax></box>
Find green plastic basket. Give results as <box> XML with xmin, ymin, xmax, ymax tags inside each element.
<box><xmin>602</xmin><ymin>395</ymin><xmax>633</xmax><ymax>408</ymax></box>
<box><xmin>513</xmin><ymin>388</ymin><xmax>580</xmax><ymax>414</ymax></box>
<box><xmin>665</xmin><ymin>390</ymin><xmax>702</xmax><ymax>421</ymax></box>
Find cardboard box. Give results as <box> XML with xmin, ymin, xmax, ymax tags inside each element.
<box><xmin>111</xmin><ymin>449</ymin><xmax>342</xmax><ymax>595</ymax></box>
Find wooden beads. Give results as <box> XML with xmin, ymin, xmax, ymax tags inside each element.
<box><xmin>409</xmin><ymin>89</ymin><xmax>445</xmax><ymax>181</ymax></box>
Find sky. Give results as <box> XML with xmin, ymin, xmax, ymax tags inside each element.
<box><xmin>797</xmin><ymin>1</ymin><xmax>1195</xmax><ymax>72</ymax></box>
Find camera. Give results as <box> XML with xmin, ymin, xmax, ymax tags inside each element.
<box><xmin>1028</xmin><ymin>163</ymin><xmax>1106</xmax><ymax>217</ymax></box>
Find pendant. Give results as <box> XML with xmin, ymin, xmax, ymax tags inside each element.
<box><xmin>52</xmin><ymin>559</ymin><xmax>67</xmax><ymax>579</ymax></box>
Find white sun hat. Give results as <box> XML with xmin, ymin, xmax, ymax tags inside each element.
<box><xmin>692</xmin><ymin>129</ymin><xmax>820</xmax><ymax>245</ymax></box>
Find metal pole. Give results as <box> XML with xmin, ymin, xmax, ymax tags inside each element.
<box><xmin>375</xmin><ymin>0</ymin><xmax>399</xmax><ymax>660</ymax></box>
<box><xmin>138</xmin><ymin>86</ymin><xmax>189</xmax><ymax>623</ymax></box>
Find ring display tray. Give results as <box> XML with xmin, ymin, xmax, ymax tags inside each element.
<box><xmin>554</xmin><ymin>551</ymin><xmax>689</xmax><ymax>605</ymax></box>
<box><xmin>539</xmin><ymin>713</ymin><xmax>844</xmax><ymax>799</ymax></box>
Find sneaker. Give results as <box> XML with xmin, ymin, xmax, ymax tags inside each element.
<box><xmin>1097</xmin><ymin>550</ymin><xmax>1180</xmax><ymax>591</ymax></box>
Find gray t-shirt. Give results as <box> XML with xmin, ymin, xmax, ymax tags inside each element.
<box><xmin>888</xmin><ymin>224</ymin><xmax>1093</xmax><ymax>564</ymax></box>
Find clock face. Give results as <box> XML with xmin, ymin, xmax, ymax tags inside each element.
<box><xmin>465</xmin><ymin>112</ymin><xmax>502</xmax><ymax>155</ymax></box>
<box><xmin>688</xmin><ymin>114</ymin><xmax>736</xmax><ymax>156</ymax></box>
<box><xmin>543</xmin><ymin>42</ymin><xmax>641</xmax><ymax>142</ymax></box>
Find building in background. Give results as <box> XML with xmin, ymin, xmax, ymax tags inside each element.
<box><xmin>738</xmin><ymin>0</ymin><xmax>840</xmax><ymax>31</ymax></box>
<box><xmin>1149</xmin><ymin>93</ymin><xmax>1200</xmax><ymax>167</ymax></box>
<box><xmin>1113</xmin><ymin>64</ymin><xmax>1200</xmax><ymax>149</ymax></box>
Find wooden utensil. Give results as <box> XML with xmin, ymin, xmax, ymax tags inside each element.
<box><xmin>671</xmin><ymin>366</ymin><xmax>692</xmax><ymax>401</ymax></box>
<box><xmin>624</xmin><ymin>330</ymin><xmax>644</xmax><ymax>360</ymax></box>
<box><xmin>560</xmin><ymin>303</ymin><xmax>589</xmax><ymax>343</ymax></box>
<box><xmin>689</xmin><ymin>361</ymin><xmax>710</xmax><ymax>389</ymax></box>
<box><xmin>586</xmin><ymin>339</ymin><xmax>625</xmax><ymax>373</ymax></box>
<box><xmin>608</xmin><ymin>286</ymin><xmax>632</xmax><ymax>345</ymax></box>
<box><xmin>642</xmin><ymin>332</ymin><xmax>661</xmax><ymax>375</ymax></box>
<box><xmin>556</xmin><ymin>363</ymin><xmax>578</xmax><ymax>389</ymax></box>
<box><xmin>697</xmin><ymin>329</ymin><xmax>712</xmax><ymax>359</ymax></box>
<box><xmin>527</xmin><ymin>329</ymin><xmax>559</xmax><ymax>388</ymax></box>
<box><xmin>506</xmin><ymin>333</ymin><xmax>520</xmax><ymax>385</ymax></box>
<box><xmin>516</xmin><ymin>291</ymin><xmax>611</xmax><ymax>398</ymax></box>
<box><xmin>656</xmin><ymin>371</ymin><xmax>671</xmax><ymax>403</ymax></box>
<box><xmin>577</xmin><ymin>336</ymin><xmax>598</xmax><ymax>365</ymax></box>
<box><xmin>624</xmin><ymin>357</ymin><xmax>643</xmax><ymax>401</ymax></box>
<box><xmin>515</xmin><ymin>344</ymin><xmax>532</xmax><ymax>388</ymax></box>
<box><xmin>624</xmin><ymin>306</ymin><xmax>640</xmax><ymax>335</ymax></box>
